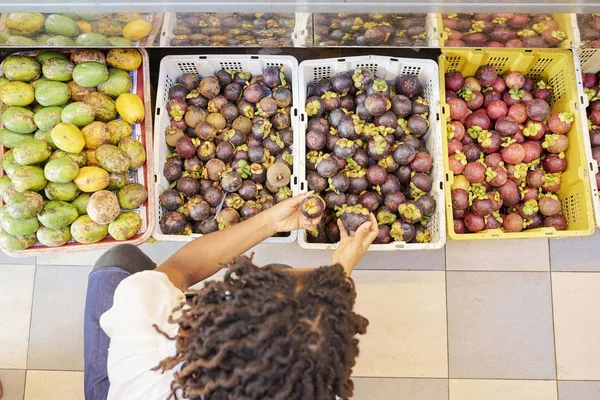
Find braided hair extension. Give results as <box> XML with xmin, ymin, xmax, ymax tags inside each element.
<box><xmin>154</xmin><ymin>256</ymin><xmax>368</xmax><ymax>400</ymax></box>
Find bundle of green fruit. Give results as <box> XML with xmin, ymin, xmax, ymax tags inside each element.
<box><xmin>0</xmin><ymin>12</ymin><xmax>155</xmax><ymax>47</ymax></box>
<box><xmin>0</xmin><ymin>49</ymin><xmax>149</xmax><ymax>252</ymax></box>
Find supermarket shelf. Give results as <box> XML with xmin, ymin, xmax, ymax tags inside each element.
<box><xmin>0</xmin><ymin>1</ymin><xmax>599</xmax><ymax>14</ymax></box>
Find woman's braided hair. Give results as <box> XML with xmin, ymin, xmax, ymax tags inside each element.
<box><xmin>154</xmin><ymin>255</ymin><xmax>368</xmax><ymax>400</ymax></box>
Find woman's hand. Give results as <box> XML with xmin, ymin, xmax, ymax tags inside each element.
<box><xmin>266</xmin><ymin>192</ymin><xmax>322</xmax><ymax>233</ymax></box>
<box><xmin>332</xmin><ymin>213</ymin><xmax>379</xmax><ymax>275</ymax></box>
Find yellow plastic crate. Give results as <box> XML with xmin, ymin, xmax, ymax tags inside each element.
<box><xmin>440</xmin><ymin>48</ymin><xmax>595</xmax><ymax>240</ymax></box>
<box><xmin>437</xmin><ymin>14</ymin><xmax>574</xmax><ymax>48</ymax></box>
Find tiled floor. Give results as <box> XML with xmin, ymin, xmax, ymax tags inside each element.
<box><xmin>1</xmin><ymin>233</ymin><xmax>600</xmax><ymax>400</ymax></box>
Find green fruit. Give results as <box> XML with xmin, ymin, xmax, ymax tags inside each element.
<box><xmin>44</xmin><ymin>181</ymin><xmax>80</xmax><ymax>201</ymax></box>
<box><xmin>106</xmin><ymin>173</ymin><xmax>129</xmax><ymax>190</ymax></box>
<box><xmin>72</xmin><ymin>62</ymin><xmax>109</xmax><ymax>88</ymax></box>
<box><xmin>0</xmin><ymin>230</ymin><xmax>37</xmax><ymax>251</ymax></box>
<box><xmin>36</xmin><ymin>35</ymin><xmax>52</xmax><ymax>45</ymax></box>
<box><xmin>13</xmin><ymin>138</ymin><xmax>51</xmax><ymax>165</ymax></box>
<box><xmin>0</xmin><ymin>214</ymin><xmax>39</xmax><ymax>236</ymax></box>
<box><xmin>75</xmin><ymin>33</ymin><xmax>111</xmax><ymax>47</ymax></box>
<box><xmin>0</xmin><ymin>78</ymin><xmax>9</xmax><ymax>87</ymax></box>
<box><xmin>0</xmin><ymin>205</ymin><xmax>8</xmax><ymax>221</ymax></box>
<box><xmin>34</xmin><ymin>106</ymin><xmax>63</xmax><ymax>131</ymax></box>
<box><xmin>42</xmin><ymin>58</ymin><xmax>75</xmax><ymax>82</ymax></box>
<box><xmin>83</xmin><ymin>92</ymin><xmax>117</xmax><ymax>122</ymax></box>
<box><xmin>37</xmin><ymin>226</ymin><xmax>72</xmax><ymax>247</ymax></box>
<box><xmin>95</xmin><ymin>144</ymin><xmax>130</xmax><ymax>173</ymax></box>
<box><xmin>0</xmin><ymin>81</ymin><xmax>35</xmax><ymax>106</ymax></box>
<box><xmin>97</xmin><ymin>68</ymin><xmax>132</xmax><ymax>97</ymax></box>
<box><xmin>118</xmin><ymin>137</ymin><xmax>146</xmax><ymax>170</ymax></box>
<box><xmin>117</xmin><ymin>182</ymin><xmax>147</xmax><ymax>210</ymax></box>
<box><xmin>45</xmin><ymin>14</ymin><xmax>79</xmax><ymax>37</ymax></box>
<box><xmin>70</xmin><ymin>215</ymin><xmax>108</xmax><ymax>244</ymax></box>
<box><xmin>108</xmin><ymin>212</ymin><xmax>142</xmax><ymax>240</ymax></box>
<box><xmin>6</xmin><ymin>36</ymin><xmax>38</xmax><ymax>46</ymax></box>
<box><xmin>33</xmin><ymin>130</ymin><xmax>57</xmax><ymax>150</ymax></box>
<box><xmin>5</xmin><ymin>13</ymin><xmax>45</xmax><ymax>36</ymax></box>
<box><xmin>31</xmin><ymin>77</ymin><xmax>48</xmax><ymax>90</ymax></box>
<box><xmin>46</xmin><ymin>36</ymin><xmax>76</xmax><ymax>47</ymax></box>
<box><xmin>72</xmin><ymin>192</ymin><xmax>91</xmax><ymax>215</ymax></box>
<box><xmin>1</xmin><ymin>55</ymin><xmax>41</xmax><ymax>82</ymax></box>
<box><xmin>35</xmin><ymin>81</ymin><xmax>70</xmax><ymax>107</ymax></box>
<box><xmin>2</xmin><ymin>106</ymin><xmax>36</xmax><ymax>133</ymax></box>
<box><xmin>60</xmin><ymin>102</ymin><xmax>95</xmax><ymax>127</ymax></box>
<box><xmin>77</xmin><ymin>13</ymin><xmax>104</xmax><ymax>21</ymax></box>
<box><xmin>49</xmin><ymin>150</ymin><xmax>87</xmax><ymax>167</ymax></box>
<box><xmin>11</xmin><ymin>165</ymin><xmax>46</xmax><ymax>192</ymax></box>
<box><xmin>0</xmin><ymin>176</ymin><xmax>13</xmax><ymax>199</ymax></box>
<box><xmin>6</xmin><ymin>191</ymin><xmax>44</xmax><ymax>219</ymax></box>
<box><xmin>0</xmin><ymin>128</ymin><xmax>34</xmax><ymax>148</ymax></box>
<box><xmin>2</xmin><ymin>150</ymin><xmax>19</xmax><ymax>178</ymax></box>
<box><xmin>38</xmin><ymin>200</ymin><xmax>78</xmax><ymax>229</ymax></box>
<box><xmin>44</xmin><ymin>157</ymin><xmax>79</xmax><ymax>183</ymax></box>
<box><xmin>108</xmin><ymin>37</ymin><xmax>134</xmax><ymax>47</ymax></box>
<box><xmin>35</xmin><ymin>51</ymin><xmax>68</xmax><ymax>65</ymax></box>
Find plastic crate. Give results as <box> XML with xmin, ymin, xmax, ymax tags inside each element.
<box><xmin>313</xmin><ymin>13</ymin><xmax>438</xmax><ymax>48</ymax></box>
<box><xmin>159</xmin><ymin>13</ymin><xmax>312</xmax><ymax>47</ymax></box>
<box><xmin>1</xmin><ymin>49</ymin><xmax>155</xmax><ymax>257</ymax></box>
<box><xmin>572</xmin><ymin>14</ymin><xmax>600</xmax><ymax>49</ymax></box>
<box><xmin>440</xmin><ymin>48</ymin><xmax>595</xmax><ymax>240</ymax></box>
<box><xmin>153</xmin><ymin>54</ymin><xmax>300</xmax><ymax>243</ymax></box>
<box><xmin>297</xmin><ymin>55</ymin><xmax>446</xmax><ymax>251</ymax></box>
<box><xmin>576</xmin><ymin>48</ymin><xmax>600</xmax><ymax>227</ymax></box>
<box><xmin>437</xmin><ymin>13</ymin><xmax>574</xmax><ymax>48</ymax></box>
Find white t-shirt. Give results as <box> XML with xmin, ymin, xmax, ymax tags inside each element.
<box><xmin>100</xmin><ymin>271</ymin><xmax>186</xmax><ymax>400</ymax></box>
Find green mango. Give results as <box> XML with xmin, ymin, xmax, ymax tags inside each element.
<box><xmin>42</xmin><ymin>58</ymin><xmax>74</xmax><ymax>82</ymax></box>
<box><xmin>5</xmin><ymin>13</ymin><xmax>45</xmax><ymax>35</ymax></box>
<box><xmin>45</xmin><ymin>36</ymin><xmax>76</xmax><ymax>47</ymax></box>
<box><xmin>31</xmin><ymin>77</ymin><xmax>48</xmax><ymax>90</ymax></box>
<box><xmin>108</xmin><ymin>212</ymin><xmax>142</xmax><ymax>240</ymax></box>
<box><xmin>34</xmin><ymin>106</ymin><xmax>63</xmax><ymax>131</ymax></box>
<box><xmin>58</xmin><ymin>13</ymin><xmax>79</xmax><ymax>20</ymax></box>
<box><xmin>72</xmin><ymin>62</ymin><xmax>109</xmax><ymax>88</ymax></box>
<box><xmin>1</xmin><ymin>55</ymin><xmax>41</xmax><ymax>82</ymax></box>
<box><xmin>0</xmin><ymin>230</ymin><xmax>37</xmax><ymax>251</ymax></box>
<box><xmin>77</xmin><ymin>13</ymin><xmax>104</xmax><ymax>21</ymax></box>
<box><xmin>0</xmin><ymin>81</ymin><xmax>35</xmax><ymax>106</ymax></box>
<box><xmin>60</xmin><ymin>102</ymin><xmax>95</xmax><ymax>127</ymax></box>
<box><xmin>6</xmin><ymin>191</ymin><xmax>44</xmax><ymax>219</ymax></box>
<box><xmin>33</xmin><ymin>130</ymin><xmax>57</xmax><ymax>150</ymax></box>
<box><xmin>70</xmin><ymin>215</ymin><xmax>108</xmax><ymax>243</ymax></box>
<box><xmin>35</xmin><ymin>51</ymin><xmax>68</xmax><ymax>66</ymax></box>
<box><xmin>44</xmin><ymin>181</ymin><xmax>80</xmax><ymax>201</ymax></box>
<box><xmin>72</xmin><ymin>192</ymin><xmax>91</xmax><ymax>215</ymax></box>
<box><xmin>2</xmin><ymin>106</ymin><xmax>36</xmax><ymax>133</ymax></box>
<box><xmin>5</xmin><ymin>36</ymin><xmax>38</xmax><ymax>46</ymax></box>
<box><xmin>106</xmin><ymin>173</ymin><xmax>129</xmax><ymax>191</ymax></box>
<box><xmin>117</xmin><ymin>182</ymin><xmax>147</xmax><ymax>210</ymax></box>
<box><xmin>118</xmin><ymin>137</ymin><xmax>146</xmax><ymax>170</ymax></box>
<box><xmin>75</xmin><ymin>33</ymin><xmax>111</xmax><ymax>47</ymax></box>
<box><xmin>13</xmin><ymin>138</ymin><xmax>51</xmax><ymax>165</ymax></box>
<box><xmin>0</xmin><ymin>78</ymin><xmax>9</xmax><ymax>87</ymax></box>
<box><xmin>97</xmin><ymin>68</ymin><xmax>132</xmax><ymax>98</ymax></box>
<box><xmin>44</xmin><ymin>157</ymin><xmax>79</xmax><ymax>183</ymax></box>
<box><xmin>45</xmin><ymin>14</ymin><xmax>79</xmax><ymax>37</ymax></box>
<box><xmin>0</xmin><ymin>214</ymin><xmax>39</xmax><ymax>236</ymax></box>
<box><xmin>11</xmin><ymin>165</ymin><xmax>46</xmax><ymax>192</ymax></box>
<box><xmin>108</xmin><ymin>37</ymin><xmax>134</xmax><ymax>47</ymax></box>
<box><xmin>95</xmin><ymin>144</ymin><xmax>130</xmax><ymax>173</ymax></box>
<box><xmin>0</xmin><ymin>176</ymin><xmax>13</xmax><ymax>199</ymax></box>
<box><xmin>49</xmin><ymin>150</ymin><xmax>87</xmax><ymax>167</ymax></box>
<box><xmin>2</xmin><ymin>150</ymin><xmax>19</xmax><ymax>178</ymax></box>
<box><xmin>36</xmin><ymin>226</ymin><xmax>72</xmax><ymax>247</ymax></box>
<box><xmin>0</xmin><ymin>128</ymin><xmax>34</xmax><ymax>148</ymax></box>
<box><xmin>35</xmin><ymin>81</ymin><xmax>70</xmax><ymax>107</ymax></box>
<box><xmin>36</xmin><ymin>34</ymin><xmax>52</xmax><ymax>45</ymax></box>
<box><xmin>38</xmin><ymin>200</ymin><xmax>78</xmax><ymax>229</ymax></box>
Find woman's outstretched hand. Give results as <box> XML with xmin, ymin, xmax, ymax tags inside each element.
<box><xmin>266</xmin><ymin>192</ymin><xmax>322</xmax><ymax>233</ymax></box>
<box><xmin>332</xmin><ymin>213</ymin><xmax>379</xmax><ymax>275</ymax></box>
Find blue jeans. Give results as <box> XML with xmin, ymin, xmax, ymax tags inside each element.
<box><xmin>83</xmin><ymin>244</ymin><xmax>156</xmax><ymax>400</ymax></box>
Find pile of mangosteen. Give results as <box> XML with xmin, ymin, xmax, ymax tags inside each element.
<box><xmin>314</xmin><ymin>13</ymin><xmax>428</xmax><ymax>47</ymax></box>
<box><xmin>159</xmin><ymin>65</ymin><xmax>294</xmax><ymax>236</ymax></box>
<box><xmin>441</xmin><ymin>13</ymin><xmax>568</xmax><ymax>48</ymax></box>
<box><xmin>304</xmin><ymin>67</ymin><xmax>436</xmax><ymax>245</ymax></box>
<box><xmin>582</xmin><ymin>71</ymin><xmax>600</xmax><ymax>188</ymax></box>
<box><xmin>577</xmin><ymin>14</ymin><xmax>600</xmax><ymax>48</ymax></box>
<box><xmin>170</xmin><ymin>13</ymin><xmax>295</xmax><ymax>47</ymax></box>
<box><xmin>446</xmin><ymin>65</ymin><xmax>572</xmax><ymax>233</ymax></box>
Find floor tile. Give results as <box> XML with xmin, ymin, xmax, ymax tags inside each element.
<box><xmin>24</xmin><ymin>370</ymin><xmax>83</xmax><ymax>400</ymax></box>
<box><xmin>447</xmin><ymin>271</ymin><xmax>556</xmax><ymax>379</ymax></box>
<box><xmin>552</xmin><ymin>272</ymin><xmax>600</xmax><ymax>380</ymax></box>
<box><xmin>0</xmin><ymin>250</ymin><xmax>35</xmax><ymax>265</ymax></box>
<box><xmin>0</xmin><ymin>265</ymin><xmax>35</xmax><ymax>369</ymax></box>
<box><xmin>27</xmin><ymin>266</ymin><xmax>91</xmax><ymax>371</ymax></box>
<box><xmin>352</xmin><ymin>378</ymin><xmax>448</xmax><ymax>400</ymax></box>
<box><xmin>558</xmin><ymin>381</ymin><xmax>600</xmax><ymax>400</ymax></box>
<box><xmin>446</xmin><ymin>239</ymin><xmax>550</xmax><ymax>271</ymax></box>
<box><xmin>449</xmin><ymin>379</ymin><xmax>557</xmax><ymax>400</ymax></box>
<box><xmin>352</xmin><ymin>271</ymin><xmax>448</xmax><ymax>378</ymax></box>
<box><xmin>0</xmin><ymin>370</ymin><xmax>26</xmax><ymax>400</ymax></box>
<box><xmin>550</xmin><ymin>232</ymin><xmax>600</xmax><ymax>271</ymax></box>
<box><xmin>36</xmin><ymin>249</ymin><xmax>105</xmax><ymax>266</ymax></box>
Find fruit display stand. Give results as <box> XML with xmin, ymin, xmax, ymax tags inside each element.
<box><xmin>153</xmin><ymin>54</ymin><xmax>300</xmax><ymax>243</ymax></box>
<box><xmin>576</xmin><ymin>48</ymin><xmax>600</xmax><ymax>227</ymax></box>
<box><xmin>297</xmin><ymin>55</ymin><xmax>446</xmax><ymax>251</ymax></box>
<box><xmin>440</xmin><ymin>48</ymin><xmax>595</xmax><ymax>240</ymax></box>
<box><xmin>0</xmin><ymin>48</ymin><xmax>155</xmax><ymax>256</ymax></box>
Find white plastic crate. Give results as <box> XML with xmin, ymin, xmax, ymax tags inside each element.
<box><xmin>160</xmin><ymin>13</ymin><xmax>312</xmax><ymax>47</ymax></box>
<box><xmin>297</xmin><ymin>55</ymin><xmax>446</xmax><ymax>251</ymax></box>
<box><xmin>153</xmin><ymin>54</ymin><xmax>300</xmax><ymax>243</ymax></box>
<box><xmin>576</xmin><ymin>48</ymin><xmax>600</xmax><ymax>228</ymax></box>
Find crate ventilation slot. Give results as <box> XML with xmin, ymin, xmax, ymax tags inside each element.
<box><xmin>445</xmin><ymin>56</ymin><xmax>460</xmax><ymax>73</ymax></box>
<box><xmin>400</xmin><ymin>65</ymin><xmax>421</xmax><ymax>76</ymax></box>
<box><xmin>266</xmin><ymin>62</ymin><xmax>283</xmax><ymax>67</ymax></box>
<box><xmin>164</xmin><ymin>76</ymin><xmax>174</xmax><ymax>102</ymax></box>
<box><xmin>487</xmin><ymin>57</ymin><xmax>508</xmax><ymax>73</ymax></box>
<box><xmin>549</xmin><ymin>69</ymin><xmax>566</xmax><ymax>104</ymax></box>
<box><xmin>219</xmin><ymin>61</ymin><xmax>243</xmax><ymax>72</ymax></box>
<box><xmin>527</xmin><ymin>57</ymin><xmax>552</xmax><ymax>79</ymax></box>
<box><xmin>562</xmin><ymin>193</ymin><xmax>582</xmax><ymax>224</ymax></box>
<box><xmin>313</xmin><ymin>66</ymin><xmax>331</xmax><ymax>82</ymax></box>
<box><xmin>356</xmin><ymin>63</ymin><xmax>379</xmax><ymax>75</ymax></box>
<box><xmin>177</xmin><ymin>62</ymin><xmax>199</xmax><ymax>74</ymax></box>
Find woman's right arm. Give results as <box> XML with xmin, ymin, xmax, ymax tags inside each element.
<box><xmin>331</xmin><ymin>213</ymin><xmax>379</xmax><ymax>276</ymax></box>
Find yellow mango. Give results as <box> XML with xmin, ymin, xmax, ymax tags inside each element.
<box><xmin>115</xmin><ymin>93</ymin><xmax>144</xmax><ymax>124</ymax></box>
<box><xmin>51</xmin><ymin>122</ymin><xmax>85</xmax><ymax>153</ymax></box>
<box><xmin>73</xmin><ymin>166</ymin><xmax>109</xmax><ymax>192</ymax></box>
<box><xmin>122</xmin><ymin>19</ymin><xmax>151</xmax><ymax>41</ymax></box>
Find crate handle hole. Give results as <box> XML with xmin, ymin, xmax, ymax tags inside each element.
<box><xmin>445</xmin><ymin>173</ymin><xmax>450</xmax><ymax>182</ymax></box>
<box><xmin>199</xmin><ymin>56</ymin><xmax>207</xmax><ymax>59</ymax></box>
<box><xmin>156</xmin><ymin>108</ymin><xmax>161</xmax><ymax>116</ymax></box>
<box><xmin>525</xmin><ymin>49</ymin><xmax>533</xmax><ymax>53</ymax></box>
<box><xmin>390</xmin><ymin>58</ymin><xmax>398</xmax><ymax>62</ymax></box>
<box><xmin>337</xmin><ymin>58</ymin><xmax>346</xmax><ymax>62</ymax></box>
<box><xmin>251</xmin><ymin>56</ymin><xmax>259</xmax><ymax>59</ymax></box>
<box><xmin>439</xmin><ymin>182</ymin><xmax>444</xmax><ymax>190</ymax></box>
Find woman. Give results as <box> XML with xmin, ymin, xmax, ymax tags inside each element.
<box><xmin>84</xmin><ymin>192</ymin><xmax>378</xmax><ymax>400</ymax></box>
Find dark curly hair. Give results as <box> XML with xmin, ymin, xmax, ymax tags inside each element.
<box><xmin>154</xmin><ymin>255</ymin><xmax>368</xmax><ymax>400</ymax></box>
